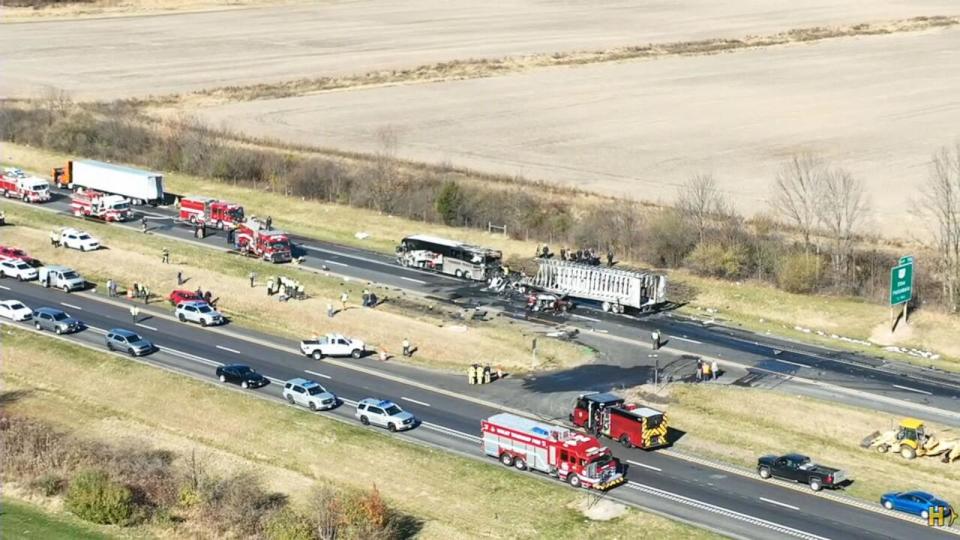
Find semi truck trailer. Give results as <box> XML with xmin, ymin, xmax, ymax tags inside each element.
<box><xmin>52</xmin><ymin>160</ymin><xmax>164</xmax><ymax>205</ymax></box>
<box><xmin>521</xmin><ymin>258</ymin><xmax>667</xmax><ymax>313</ymax></box>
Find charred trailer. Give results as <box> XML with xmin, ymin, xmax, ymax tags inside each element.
<box><xmin>521</xmin><ymin>258</ymin><xmax>666</xmax><ymax>313</ymax></box>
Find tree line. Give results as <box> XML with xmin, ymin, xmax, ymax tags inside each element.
<box><xmin>1</xmin><ymin>96</ymin><xmax>957</xmax><ymax>312</ymax></box>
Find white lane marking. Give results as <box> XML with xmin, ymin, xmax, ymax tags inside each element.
<box><xmin>669</xmin><ymin>335</ymin><xmax>702</xmax><ymax>344</ymax></box>
<box><xmin>325</xmin><ymin>260</ymin><xmax>349</xmax><ymax>267</ymax></box>
<box><xmin>305</xmin><ymin>370</ymin><xmax>332</xmax><ymax>380</ymax></box>
<box><xmin>265</xmin><ymin>376</ymin><xmax>284</xmax><ymax>385</ymax></box>
<box><xmin>400</xmin><ymin>276</ymin><xmax>427</xmax><ymax>284</ymax></box>
<box><xmin>572</xmin><ymin>314</ymin><xmax>600</xmax><ymax>322</ymax></box>
<box><xmin>626</xmin><ymin>482</ymin><xmax>828</xmax><ymax>540</ymax></box>
<box><xmin>893</xmin><ymin>384</ymin><xmax>933</xmax><ymax>396</ymax></box>
<box><xmin>421</xmin><ymin>421</ymin><xmax>481</xmax><ymax>443</ymax></box>
<box><xmin>627</xmin><ymin>460</ymin><xmax>662</xmax><ymax>472</ymax></box>
<box><xmin>60</xmin><ymin>302</ymin><xmax>83</xmax><ymax>310</ymax></box>
<box><xmin>162</xmin><ymin>346</ymin><xmax>224</xmax><ymax>367</ymax></box>
<box><xmin>216</xmin><ymin>345</ymin><xmax>241</xmax><ymax>354</ymax></box>
<box><xmin>760</xmin><ymin>497</ymin><xmax>800</xmax><ymax>511</ymax></box>
<box><xmin>0</xmin><ymin>285</ymin><xmax>10</xmax><ymax>290</ymax></box>
<box><xmin>774</xmin><ymin>358</ymin><xmax>810</xmax><ymax>368</ymax></box>
<box><xmin>401</xmin><ymin>396</ymin><xmax>431</xmax><ymax>407</ymax></box>
<box><xmin>135</xmin><ymin>323</ymin><xmax>158</xmax><ymax>331</ymax></box>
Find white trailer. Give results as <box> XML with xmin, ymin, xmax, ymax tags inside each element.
<box><xmin>521</xmin><ymin>259</ymin><xmax>666</xmax><ymax>313</ymax></box>
<box><xmin>53</xmin><ymin>160</ymin><xmax>164</xmax><ymax>205</ymax></box>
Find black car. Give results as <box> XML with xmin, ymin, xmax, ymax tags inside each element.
<box><xmin>215</xmin><ymin>364</ymin><xmax>268</xmax><ymax>389</ymax></box>
<box><xmin>757</xmin><ymin>453</ymin><xmax>846</xmax><ymax>491</ymax></box>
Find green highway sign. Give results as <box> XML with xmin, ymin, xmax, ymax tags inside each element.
<box><xmin>889</xmin><ymin>261</ymin><xmax>914</xmax><ymax>306</ymax></box>
<box><xmin>899</xmin><ymin>256</ymin><xmax>914</xmax><ymax>265</ymax></box>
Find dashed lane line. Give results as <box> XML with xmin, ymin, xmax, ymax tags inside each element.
<box><xmin>627</xmin><ymin>460</ymin><xmax>662</xmax><ymax>472</ymax></box>
<box><xmin>401</xmin><ymin>396</ymin><xmax>431</xmax><ymax>407</ymax></box>
<box><xmin>760</xmin><ymin>497</ymin><xmax>800</xmax><ymax>511</ymax></box>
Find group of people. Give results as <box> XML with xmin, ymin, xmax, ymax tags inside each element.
<box><xmin>696</xmin><ymin>358</ymin><xmax>720</xmax><ymax>382</ymax></box>
<box><xmin>193</xmin><ymin>288</ymin><xmax>216</xmax><ymax>307</ymax></box>
<box><xmin>536</xmin><ymin>244</ymin><xmax>615</xmax><ymax>267</ymax></box>
<box><xmin>131</xmin><ymin>282</ymin><xmax>152</xmax><ymax>303</ymax></box>
<box><xmin>361</xmin><ymin>288</ymin><xmax>379</xmax><ymax>308</ymax></box>
<box><xmin>105</xmin><ymin>279</ymin><xmax>121</xmax><ymax>297</ymax></box>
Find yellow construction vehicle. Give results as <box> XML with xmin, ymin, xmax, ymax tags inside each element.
<box><xmin>861</xmin><ymin>418</ymin><xmax>960</xmax><ymax>463</ymax></box>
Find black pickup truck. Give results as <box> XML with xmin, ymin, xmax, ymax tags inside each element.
<box><xmin>757</xmin><ymin>453</ymin><xmax>846</xmax><ymax>491</ymax></box>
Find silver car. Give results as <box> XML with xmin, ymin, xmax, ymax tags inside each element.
<box><xmin>105</xmin><ymin>328</ymin><xmax>155</xmax><ymax>356</ymax></box>
<box><xmin>33</xmin><ymin>307</ymin><xmax>82</xmax><ymax>334</ymax></box>
<box><xmin>282</xmin><ymin>378</ymin><xmax>337</xmax><ymax>411</ymax></box>
<box><xmin>175</xmin><ymin>300</ymin><xmax>224</xmax><ymax>327</ymax></box>
<box><xmin>355</xmin><ymin>398</ymin><xmax>417</xmax><ymax>432</ymax></box>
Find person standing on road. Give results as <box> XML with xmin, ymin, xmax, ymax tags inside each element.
<box><xmin>327</xmin><ymin>303</ymin><xmax>335</xmax><ymax>318</ymax></box>
<box><xmin>130</xmin><ymin>305</ymin><xmax>140</xmax><ymax>324</ymax></box>
<box><xmin>651</xmin><ymin>329</ymin><xmax>661</xmax><ymax>350</ymax></box>
<box><xmin>402</xmin><ymin>338</ymin><xmax>411</xmax><ymax>357</ymax></box>
<box><xmin>177</xmin><ymin>271</ymin><xmax>184</xmax><ymax>286</ymax></box>
<box><xmin>106</xmin><ymin>279</ymin><xmax>114</xmax><ymax>297</ymax></box>
<box><xmin>702</xmin><ymin>359</ymin><xmax>712</xmax><ymax>381</ymax></box>
<box><xmin>249</xmin><ymin>272</ymin><xmax>256</xmax><ymax>288</ymax></box>
<box><xmin>696</xmin><ymin>359</ymin><xmax>703</xmax><ymax>382</ymax></box>
<box><xmin>162</xmin><ymin>248</ymin><xmax>170</xmax><ymax>264</ymax></box>
<box><xmin>141</xmin><ymin>216</ymin><xmax>148</xmax><ymax>233</ymax></box>
<box><xmin>711</xmin><ymin>359</ymin><xmax>719</xmax><ymax>381</ymax></box>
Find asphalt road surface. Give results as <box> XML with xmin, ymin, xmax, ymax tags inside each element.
<box><xmin>2</xmin><ymin>279</ymin><xmax>955</xmax><ymax>540</ymax></box>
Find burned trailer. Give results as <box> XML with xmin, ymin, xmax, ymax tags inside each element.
<box><xmin>521</xmin><ymin>259</ymin><xmax>666</xmax><ymax>313</ymax></box>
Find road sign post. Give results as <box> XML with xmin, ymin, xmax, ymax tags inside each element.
<box><xmin>889</xmin><ymin>258</ymin><xmax>914</xmax><ymax>330</ymax></box>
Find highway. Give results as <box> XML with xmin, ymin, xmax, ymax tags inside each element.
<box><xmin>1</xmin><ymin>277</ymin><xmax>956</xmax><ymax>539</ymax></box>
<box><xmin>14</xmin><ymin>193</ymin><xmax>960</xmax><ymax>428</ymax></box>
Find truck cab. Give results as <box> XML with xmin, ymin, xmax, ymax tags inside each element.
<box><xmin>571</xmin><ymin>392</ymin><xmax>668</xmax><ymax>449</ymax></box>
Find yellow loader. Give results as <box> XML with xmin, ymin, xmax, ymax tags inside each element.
<box><xmin>861</xmin><ymin>418</ymin><xmax>960</xmax><ymax>463</ymax></box>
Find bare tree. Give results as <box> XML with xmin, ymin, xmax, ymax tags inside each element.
<box><xmin>368</xmin><ymin>125</ymin><xmax>403</xmax><ymax>212</ymax></box>
<box><xmin>676</xmin><ymin>173</ymin><xmax>729</xmax><ymax>243</ymax></box>
<box><xmin>38</xmin><ymin>86</ymin><xmax>73</xmax><ymax>125</ymax></box>
<box><xmin>772</xmin><ymin>154</ymin><xmax>825</xmax><ymax>249</ymax></box>
<box><xmin>920</xmin><ymin>145</ymin><xmax>960</xmax><ymax>312</ymax></box>
<box><xmin>816</xmin><ymin>167</ymin><xmax>868</xmax><ymax>276</ymax></box>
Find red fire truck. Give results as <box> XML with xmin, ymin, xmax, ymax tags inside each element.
<box><xmin>234</xmin><ymin>218</ymin><xmax>292</xmax><ymax>263</ymax></box>
<box><xmin>481</xmin><ymin>413</ymin><xmax>625</xmax><ymax>490</ymax></box>
<box><xmin>70</xmin><ymin>190</ymin><xmax>134</xmax><ymax>222</ymax></box>
<box><xmin>0</xmin><ymin>170</ymin><xmax>51</xmax><ymax>203</ymax></box>
<box><xmin>178</xmin><ymin>196</ymin><xmax>244</xmax><ymax>229</ymax></box>
<box><xmin>570</xmin><ymin>392</ymin><xmax>668</xmax><ymax>450</ymax></box>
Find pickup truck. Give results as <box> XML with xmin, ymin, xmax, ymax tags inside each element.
<box><xmin>300</xmin><ymin>334</ymin><xmax>366</xmax><ymax>360</ymax></box>
<box><xmin>757</xmin><ymin>453</ymin><xmax>846</xmax><ymax>491</ymax></box>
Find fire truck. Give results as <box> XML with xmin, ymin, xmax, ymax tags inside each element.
<box><xmin>481</xmin><ymin>413</ymin><xmax>625</xmax><ymax>490</ymax></box>
<box><xmin>178</xmin><ymin>196</ymin><xmax>244</xmax><ymax>229</ymax></box>
<box><xmin>0</xmin><ymin>170</ymin><xmax>51</xmax><ymax>203</ymax></box>
<box><xmin>570</xmin><ymin>392</ymin><xmax>668</xmax><ymax>450</ymax></box>
<box><xmin>234</xmin><ymin>218</ymin><xmax>292</xmax><ymax>263</ymax></box>
<box><xmin>70</xmin><ymin>190</ymin><xmax>134</xmax><ymax>222</ymax></box>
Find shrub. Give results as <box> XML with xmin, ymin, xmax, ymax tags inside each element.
<box><xmin>263</xmin><ymin>508</ymin><xmax>316</xmax><ymax>540</ymax></box>
<box><xmin>686</xmin><ymin>242</ymin><xmax>749</xmax><ymax>279</ymax></box>
<box><xmin>195</xmin><ymin>472</ymin><xmax>285</xmax><ymax>536</ymax></box>
<box><xmin>776</xmin><ymin>252</ymin><xmax>824</xmax><ymax>293</ymax></box>
<box><xmin>30</xmin><ymin>473</ymin><xmax>66</xmax><ymax>496</ymax></box>
<box><xmin>65</xmin><ymin>469</ymin><xmax>135</xmax><ymax>526</ymax></box>
<box><xmin>434</xmin><ymin>180</ymin><xmax>464</xmax><ymax>225</ymax></box>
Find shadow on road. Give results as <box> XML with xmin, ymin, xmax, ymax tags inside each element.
<box><xmin>521</xmin><ymin>363</ymin><xmax>656</xmax><ymax>394</ymax></box>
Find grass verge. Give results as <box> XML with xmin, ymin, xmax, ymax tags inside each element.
<box><xmin>0</xmin><ymin>327</ymin><xmax>719</xmax><ymax>539</ymax></box>
<box><xmin>647</xmin><ymin>384</ymin><xmax>960</xmax><ymax>506</ymax></box>
<box><xmin>0</xmin><ymin>202</ymin><xmax>589</xmax><ymax>372</ymax></box>
<box><xmin>0</xmin><ymin>497</ymin><xmax>117</xmax><ymax>540</ymax></box>
<box><xmin>4</xmin><ymin>142</ymin><xmax>958</xmax><ymax>371</ymax></box>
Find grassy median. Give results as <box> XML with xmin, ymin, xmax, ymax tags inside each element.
<box><xmin>0</xmin><ymin>328</ymin><xmax>717</xmax><ymax>539</ymax></box>
<box><xmin>650</xmin><ymin>384</ymin><xmax>960</xmax><ymax>506</ymax></box>
<box><xmin>0</xmin><ymin>202</ymin><xmax>589</xmax><ymax>373</ymax></box>
<box><xmin>5</xmin><ymin>142</ymin><xmax>959</xmax><ymax>371</ymax></box>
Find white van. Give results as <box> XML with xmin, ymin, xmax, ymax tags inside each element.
<box><xmin>38</xmin><ymin>265</ymin><xmax>86</xmax><ymax>292</ymax></box>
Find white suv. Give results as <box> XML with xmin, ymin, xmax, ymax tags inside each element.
<box><xmin>282</xmin><ymin>378</ymin><xmax>337</xmax><ymax>411</ymax></box>
<box><xmin>60</xmin><ymin>228</ymin><xmax>100</xmax><ymax>251</ymax></box>
<box><xmin>300</xmin><ymin>333</ymin><xmax>366</xmax><ymax>360</ymax></box>
<box><xmin>175</xmin><ymin>300</ymin><xmax>224</xmax><ymax>327</ymax></box>
<box><xmin>0</xmin><ymin>259</ymin><xmax>38</xmax><ymax>281</ymax></box>
<box><xmin>355</xmin><ymin>398</ymin><xmax>417</xmax><ymax>432</ymax></box>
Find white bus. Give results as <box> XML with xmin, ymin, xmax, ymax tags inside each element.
<box><xmin>396</xmin><ymin>234</ymin><xmax>502</xmax><ymax>281</ymax></box>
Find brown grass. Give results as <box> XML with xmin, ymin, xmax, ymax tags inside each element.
<box><xmin>1</xmin><ymin>328</ymin><xmax>719</xmax><ymax>539</ymax></box>
<box><xmin>1</xmin><ymin>204</ymin><xmax>589</xmax><ymax>372</ymax></box>
<box><xmin>645</xmin><ymin>384</ymin><xmax>960</xmax><ymax>504</ymax></box>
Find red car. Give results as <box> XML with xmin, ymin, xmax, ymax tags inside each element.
<box><xmin>168</xmin><ymin>290</ymin><xmax>202</xmax><ymax>306</ymax></box>
<box><xmin>0</xmin><ymin>245</ymin><xmax>35</xmax><ymax>265</ymax></box>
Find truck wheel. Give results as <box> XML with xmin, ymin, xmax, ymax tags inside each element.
<box><xmin>351</xmin><ymin>349</ymin><xmax>361</xmax><ymax>359</ymax></box>
<box><xmin>178</xmin><ymin>313</ymin><xmax>186</xmax><ymax>322</ymax></box>
<box><xmin>514</xmin><ymin>458</ymin><xmax>527</xmax><ymax>471</ymax></box>
<box><xmin>388</xmin><ymin>423</ymin><xmax>397</xmax><ymax>432</ymax></box>
<box><xmin>62</xmin><ymin>285</ymin><xmax>70</xmax><ymax>293</ymax></box>
<box><xmin>499</xmin><ymin>453</ymin><xmax>514</xmax><ymax>467</ymax></box>
<box><xmin>308</xmin><ymin>401</ymin><xmax>317</xmax><ymax>411</ymax></box>
<box><xmin>454</xmin><ymin>270</ymin><xmax>463</xmax><ymax>278</ymax></box>
<box><xmin>219</xmin><ymin>375</ymin><xmax>227</xmax><ymax>383</ymax></box>
<box><xmin>876</xmin><ymin>444</ymin><xmax>889</xmax><ymax>453</ymax></box>
<box><xmin>900</xmin><ymin>446</ymin><xmax>916</xmax><ymax>460</ymax></box>
<box><xmin>286</xmin><ymin>394</ymin><xmax>295</xmax><ymax>404</ymax></box>
<box><xmin>758</xmin><ymin>466</ymin><xmax>771</xmax><ymax>479</ymax></box>
<box><xmin>312</xmin><ymin>350</ymin><xmax>324</xmax><ymax>360</ymax></box>
<box><xmin>602</xmin><ymin>301</ymin><xmax>611</xmax><ymax>312</ymax></box>
<box><xmin>241</xmin><ymin>381</ymin><xmax>249</xmax><ymax>389</ymax></box>
<box><xmin>568</xmin><ymin>475</ymin><xmax>582</xmax><ymax>488</ymax></box>
<box><xmin>809</xmin><ymin>479</ymin><xmax>822</xmax><ymax>491</ymax></box>
<box><xmin>619</xmin><ymin>435</ymin><xmax>633</xmax><ymax>448</ymax></box>
<box><xmin>360</xmin><ymin>416</ymin><xmax>369</xmax><ymax>426</ymax></box>
<box><xmin>200</xmin><ymin>319</ymin><xmax>208</xmax><ymax>327</ymax></box>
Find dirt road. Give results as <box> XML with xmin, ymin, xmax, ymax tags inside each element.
<box><xmin>2</xmin><ymin>0</ymin><xmax>956</xmax><ymax>99</ymax></box>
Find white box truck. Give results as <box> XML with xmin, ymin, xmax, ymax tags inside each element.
<box><xmin>52</xmin><ymin>160</ymin><xmax>164</xmax><ymax>205</ymax></box>
<box><xmin>520</xmin><ymin>258</ymin><xmax>667</xmax><ymax>313</ymax></box>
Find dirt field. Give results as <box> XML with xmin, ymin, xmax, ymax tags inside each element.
<box><xmin>195</xmin><ymin>26</ymin><xmax>960</xmax><ymax>231</ymax></box>
<box><xmin>2</xmin><ymin>0</ymin><xmax>957</xmax><ymax>99</ymax></box>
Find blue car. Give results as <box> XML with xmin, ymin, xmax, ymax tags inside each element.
<box><xmin>881</xmin><ymin>491</ymin><xmax>953</xmax><ymax>520</ymax></box>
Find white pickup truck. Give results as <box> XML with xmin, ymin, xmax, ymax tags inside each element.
<box><xmin>300</xmin><ymin>334</ymin><xmax>366</xmax><ymax>360</ymax></box>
